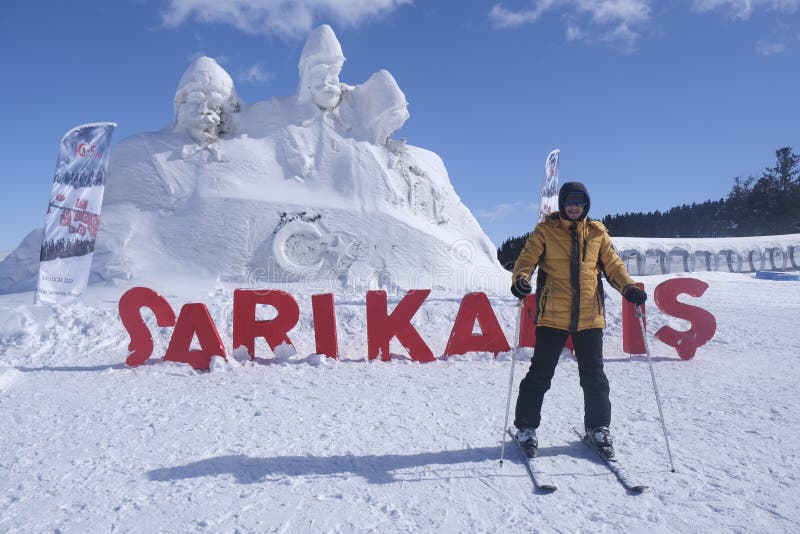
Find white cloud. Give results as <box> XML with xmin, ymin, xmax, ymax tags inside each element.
<box><xmin>566</xmin><ymin>20</ymin><xmax>585</xmax><ymax>40</ymax></box>
<box><xmin>489</xmin><ymin>0</ymin><xmax>650</xmax><ymax>47</ymax></box>
<box><xmin>691</xmin><ymin>0</ymin><xmax>800</xmax><ymax>19</ymax></box>
<box><xmin>691</xmin><ymin>2</ymin><xmax>800</xmax><ymax>54</ymax></box>
<box><xmin>489</xmin><ymin>1</ymin><xmax>556</xmax><ymax>28</ymax></box>
<box><xmin>574</xmin><ymin>0</ymin><xmax>650</xmax><ymax>26</ymax></box>
<box><xmin>755</xmin><ymin>40</ymin><xmax>786</xmax><ymax>54</ymax></box>
<box><xmin>476</xmin><ymin>202</ymin><xmax>525</xmax><ymax>221</ymax></box>
<box><xmin>240</xmin><ymin>64</ymin><xmax>273</xmax><ymax>83</ymax></box>
<box><xmin>162</xmin><ymin>0</ymin><xmax>412</xmax><ymax>38</ymax></box>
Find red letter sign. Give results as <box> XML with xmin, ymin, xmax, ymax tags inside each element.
<box><xmin>366</xmin><ymin>290</ymin><xmax>434</xmax><ymax>362</ymax></box>
<box><xmin>622</xmin><ymin>282</ymin><xmax>647</xmax><ymax>355</ymax></box>
<box><xmin>119</xmin><ymin>287</ymin><xmax>176</xmax><ymax>367</ymax></box>
<box><xmin>164</xmin><ymin>303</ymin><xmax>226</xmax><ymax>369</ymax></box>
<box><xmin>233</xmin><ymin>289</ymin><xmax>299</xmax><ymax>359</ymax></box>
<box><xmin>444</xmin><ymin>292</ymin><xmax>509</xmax><ymax>356</ymax></box>
<box><xmin>653</xmin><ymin>278</ymin><xmax>717</xmax><ymax>360</ymax></box>
<box><xmin>312</xmin><ymin>293</ymin><xmax>338</xmax><ymax>359</ymax></box>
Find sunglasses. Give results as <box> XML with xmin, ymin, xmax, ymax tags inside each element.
<box><xmin>565</xmin><ymin>194</ymin><xmax>587</xmax><ymax>207</ymax></box>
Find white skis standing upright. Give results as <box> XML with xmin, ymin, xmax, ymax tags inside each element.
<box><xmin>538</xmin><ymin>149</ymin><xmax>560</xmax><ymax>223</ymax></box>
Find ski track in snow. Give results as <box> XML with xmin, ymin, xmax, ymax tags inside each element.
<box><xmin>1</xmin><ymin>272</ymin><xmax>799</xmax><ymax>532</ymax></box>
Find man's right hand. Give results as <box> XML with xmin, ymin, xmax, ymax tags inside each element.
<box><xmin>511</xmin><ymin>278</ymin><xmax>532</xmax><ymax>300</ymax></box>
<box><xmin>623</xmin><ymin>285</ymin><xmax>647</xmax><ymax>305</ymax></box>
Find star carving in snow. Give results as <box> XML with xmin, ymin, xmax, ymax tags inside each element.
<box><xmin>324</xmin><ymin>233</ymin><xmax>360</xmax><ymax>264</ymax></box>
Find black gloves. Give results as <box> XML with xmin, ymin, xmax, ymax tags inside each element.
<box><xmin>623</xmin><ymin>285</ymin><xmax>647</xmax><ymax>305</ymax></box>
<box><xmin>511</xmin><ymin>278</ymin><xmax>532</xmax><ymax>300</ymax></box>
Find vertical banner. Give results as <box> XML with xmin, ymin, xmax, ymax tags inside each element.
<box><xmin>538</xmin><ymin>148</ymin><xmax>560</xmax><ymax>223</ymax></box>
<box><xmin>35</xmin><ymin>122</ymin><xmax>116</xmax><ymax>305</ymax></box>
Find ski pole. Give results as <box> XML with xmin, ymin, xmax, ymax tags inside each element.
<box><xmin>500</xmin><ymin>299</ymin><xmax>524</xmax><ymax>466</ymax></box>
<box><xmin>636</xmin><ymin>304</ymin><xmax>677</xmax><ymax>473</ymax></box>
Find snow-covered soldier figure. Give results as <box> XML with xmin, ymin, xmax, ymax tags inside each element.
<box><xmin>297</xmin><ymin>24</ymin><xmax>345</xmax><ymax>112</ymax></box>
<box><xmin>174</xmin><ymin>56</ymin><xmax>241</xmax><ymax>160</ymax></box>
<box><xmin>510</xmin><ymin>182</ymin><xmax>647</xmax><ymax>460</ymax></box>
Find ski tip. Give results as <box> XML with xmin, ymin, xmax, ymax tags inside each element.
<box><xmin>538</xmin><ymin>484</ymin><xmax>558</xmax><ymax>494</ymax></box>
<box><xmin>629</xmin><ymin>485</ymin><xmax>649</xmax><ymax>494</ymax></box>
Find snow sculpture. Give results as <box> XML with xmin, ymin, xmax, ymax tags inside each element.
<box><xmin>79</xmin><ymin>24</ymin><xmax>505</xmax><ymax>293</ymax></box>
<box><xmin>174</xmin><ymin>56</ymin><xmax>241</xmax><ymax>159</ymax></box>
<box><xmin>297</xmin><ymin>24</ymin><xmax>345</xmax><ymax>111</ymax></box>
<box><xmin>339</xmin><ymin>70</ymin><xmax>409</xmax><ymax>145</ymax></box>
<box><xmin>0</xmin><ymin>229</ymin><xmax>43</xmax><ymax>293</ymax></box>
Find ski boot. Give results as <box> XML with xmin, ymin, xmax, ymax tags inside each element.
<box><xmin>586</xmin><ymin>426</ymin><xmax>616</xmax><ymax>461</ymax></box>
<box><xmin>515</xmin><ymin>427</ymin><xmax>538</xmax><ymax>458</ymax></box>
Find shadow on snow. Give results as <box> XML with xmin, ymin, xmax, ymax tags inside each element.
<box><xmin>147</xmin><ymin>446</ymin><xmax>524</xmax><ymax>485</ymax></box>
<box><xmin>145</xmin><ymin>442</ymin><xmax>613</xmax><ymax>486</ymax></box>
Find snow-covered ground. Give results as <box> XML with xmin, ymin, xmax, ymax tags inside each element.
<box><xmin>1</xmin><ymin>270</ymin><xmax>799</xmax><ymax>532</ymax></box>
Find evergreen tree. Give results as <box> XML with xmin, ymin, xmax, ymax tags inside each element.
<box><xmin>761</xmin><ymin>147</ymin><xmax>800</xmax><ymax>233</ymax></box>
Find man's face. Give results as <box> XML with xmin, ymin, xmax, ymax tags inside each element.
<box><xmin>177</xmin><ymin>90</ymin><xmax>223</xmax><ymax>143</ymax></box>
<box><xmin>565</xmin><ymin>204</ymin><xmax>585</xmax><ymax>220</ymax></box>
<box><xmin>304</xmin><ymin>61</ymin><xmax>343</xmax><ymax>109</ymax></box>
<box><xmin>563</xmin><ymin>191</ymin><xmax>587</xmax><ymax>220</ymax></box>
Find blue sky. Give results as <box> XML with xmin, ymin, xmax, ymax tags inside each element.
<box><xmin>1</xmin><ymin>0</ymin><xmax>798</xmax><ymax>251</ymax></box>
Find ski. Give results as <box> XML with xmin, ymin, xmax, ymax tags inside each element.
<box><xmin>572</xmin><ymin>427</ymin><xmax>648</xmax><ymax>493</ymax></box>
<box><xmin>507</xmin><ymin>428</ymin><xmax>557</xmax><ymax>493</ymax></box>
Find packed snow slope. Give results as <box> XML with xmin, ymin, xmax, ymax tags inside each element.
<box><xmin>1</xmin><ymin>270</ymin><xmax>799</xmax><ymax>532</ymax></box>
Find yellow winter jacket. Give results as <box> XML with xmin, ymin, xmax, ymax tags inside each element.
<box><xmin>512</xmin><ymin>213</ymin><xmax>636</xmax><ymax>332</ymax></box>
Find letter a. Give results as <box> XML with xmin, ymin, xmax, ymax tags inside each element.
<box><xmin>164</xmin><ymin>303</ymin><xmax>226</xmax><ymax>369</ymax></box>
<box><xmin>444</xmin><ymin>292</ymin><xmax>509</xmax><ymax>356</ymax></box>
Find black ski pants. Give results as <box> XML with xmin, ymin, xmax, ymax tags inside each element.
<box><xmin>514</xmin><ymin>326</ymin><xmax>611</xmax><ymax>431</ymax></box>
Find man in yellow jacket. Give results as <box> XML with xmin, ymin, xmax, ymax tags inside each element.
<box><xmin>510</xmin><ymin>181</ymin><xmax>647</xmax><ymax>460</ymax></box>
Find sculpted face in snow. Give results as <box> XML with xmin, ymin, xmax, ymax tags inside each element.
<box><xmin>297</xmin><ymin>25</ymin><xmax>345</xmax><ymax>110</ymax></box>
<box><xmin>283</xmin><ymin>27</ymin><xmax>409</xmax><ymax>185</ymax></box>
<box><xmin>340</xmin><ymin>70</ymin><xmax>409</xmax><ymax>145</ymax></box>
<box><xmin>174</xmin><ymin>57</ymin><xmax>240</xmax><ymax>145</ymax></box>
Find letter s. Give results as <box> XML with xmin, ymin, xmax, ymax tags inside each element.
<box><xmin>654</xmin><ymin>278</ymin><xmax>716</xmax><ymax>360</ymax></box>
<box><xmin>119</xmin><ymin>287</ymin><xmax>176</xmax><ymax>367</ymax></box>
